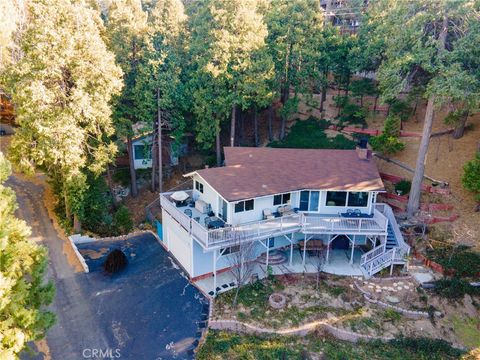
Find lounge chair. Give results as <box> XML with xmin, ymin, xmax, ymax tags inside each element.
<box><xmin>263</xmin><ymin>209</ymin><xmax>275</xmax><ymax>220</ymax></box>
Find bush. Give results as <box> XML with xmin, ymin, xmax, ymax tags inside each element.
<box><xmin>338</xmin><ymin>102</ymin><xmax>368</xmax><ymax>127</ymax></box>
<box><xmin>269</xmin><ymin>118</ymin><xmax>355</xmax><ymax>150</ymax></box>
<box><xmin>113</xmin><ymin>205</ymin><xmax>134</xmax><ymax>235</ymax></box>
<box><xmin>462</xmin><ymin>153</ymin><xmax>480</xmax><ymax>202</ymax></box>
<box><xmin>388</xmin><ymin>99</ymin><xmax>411</xmax><ymax>122</ymax></box>
<box><xmin>112</xmin><ymin>168</ymin><xmax>130</xmax><ymax>186</ymax></box>
<box><xmin>370</xmin><ymin>115</ymin><xmax>405</xmax><ymax>154</ymax></box>
<box><xmin>427</xmin><ymin>245</ymin><xmax>480</xmax><ymax>278</ymax></box>
<box><xmin>433</xmin><ymin>278</ymin><xmax>480</xmax><ymax>299</ymax></box>
<box><xmin>104</xmin><ymin>249</ymin><xmax>128</xmax><ymax>274</ymax></box>
<box><xmin>395</xmin><ymin>179</ymin><xmax>411</xmax><ymax>195</ymax></box>
<box><xmin>387</xmin><ymin>337</ymin><xmax>464</xmax><ymax>359</ymax></box>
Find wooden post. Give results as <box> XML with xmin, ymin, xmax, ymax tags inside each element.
<box><xmin>266</xmin><ymin>240</ymin><xmax>270</xmax><ymax>269</ymax></box>
<box><xmin>326</xmin><ymin>235</ymin><xmax>330</xmax><ymax>263</ymax></box>
<box><xmin>390</xmin><ymin>248</ymin><xmax>396</xmax><ymax>275</ymax></box>
<box><xmin>289</xmin><ymin>235</ymin><xmax>293</xmax><ymax>267</ymax></box>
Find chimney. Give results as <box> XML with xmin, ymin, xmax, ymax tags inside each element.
<box><xmin>356</xmin><ymin>137</ymin><xmax>371</xmax><ymax>160</ymax></box>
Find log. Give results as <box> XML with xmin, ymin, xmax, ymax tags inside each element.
<box><xmin>374</xmin><ymin>153</ymin><xmax>449</xmax><ymax>186</ymax></box>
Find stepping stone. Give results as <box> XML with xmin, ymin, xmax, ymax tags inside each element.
<box><xmin>375</xmin><ymin>289</ymin><xmax>382</xmax><ymax>293</ymax></box>
<box><xmin>393</xmin><ymin>283</ymin><xmax>398</xmax><ymax>287</ymax></box>
<box><xmin>398</xmin><ymin>282</ymin><xmax>404</xmax><ymax>285</ymax></box>
<box><xmin>403</xmin><ymin>286</ymin><xmax>409</xmax><ymax>290</ymax></box>
<box><xmin>385</xmin><ymin>295</ymin><xmax>400</xmax><ymax>304</ymax></box>
<box><xmin>367</xmin><ymin>285</ymin><xmax>374</xmax><ymax>289</ymax></box>
<box><xmin>397</xmin><ymin>287</ymin><xmax>403</xmax><ymax>291</ymax></box>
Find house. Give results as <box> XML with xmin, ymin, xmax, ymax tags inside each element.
<box><xmin>159</xmin><ymin>147</ymin><xmax>410</xmax><ymax>295</ymax></box>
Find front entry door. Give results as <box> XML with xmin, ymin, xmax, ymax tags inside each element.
<box><xmin>219</xmin><ymin>199</ymin><xmax>228</xmax><ymax>222</ymax></box>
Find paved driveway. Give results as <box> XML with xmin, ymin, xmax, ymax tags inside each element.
<box><xmin>72</xmin><ymin>234</ymin><xmax>208</xmax><ymax>360</ymax></box>
<box><xmin>7</xmin><ymin>168</ymin><xmax>207</xmax><ymax>360</ymax></box>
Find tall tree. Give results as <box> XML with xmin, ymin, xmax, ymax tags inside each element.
<box><xmin>367</xmin><ymin>0</ymin><xmax>479</xmax><ymax>218</ymax></box>
<box><xmin>188</xmin><ymin>0</ymin><xmax>272</xmax><ymax>165</ymax></box>
<box><xmin>105</xmin><ymin>0</ymin><xmax>149</xmax><ymax>197</ymax></box>
<box><xmin>135</xmin><ymin>0</ymin><xmax>188</xmax><ymax>192</ymax></box>
<box><xmin>1</xmin><ymin>0</ymin><xmax>123</xmax><ymax>230</ymax></box>
<box><xmin>0</xmin><ymin>153</ymin><xmax>55</xmax><ymax>358</ymax></box>
<box><xmin>265</xmin><ymin>0</ymin><xmax>323</xmax><ymax>139</ymax></box>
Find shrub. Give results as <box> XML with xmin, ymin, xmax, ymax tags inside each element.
<box><xmin>338</xmin><ymin>102</ymin><xmax>368</xmax><ymax>127</ymax></box>
<box><xmin>427</xmin><ymin>245</ymin><xmax>480</xmax><ymax>278</ymax></box>
<box><xmin>370</xmin><ymin>115</ymin><xmax>405</xmax><ymax>154</ymax></box>
<box><xmin>382</xmin><ymin>308</ymin><xmax>402</xmax><ymax>323</ymax></box>
<box><xmin>395</xmin><ymin>179</ymin><xmax>411</xmax><ymax>195</ymax></box>
<box><xmin>113</xmin><ymin>205</ymin><xmax>134</xmax><ymax>235</ymax></box>
<box><xmin>104</xmin><ymin>249</ymin><xmax>128</xmax><ymax>274</ymax></box>
<box><xmin>462</xmin><ymin>153</ymin><xmax>480</xmax><ymax>202</ymax></box>
<box><xmin>388</xmin><ymin>98</ymin><xmax>411</xmax><ymax>122</ymax></box>
<box><xmin>387</xmin><ymin>337</ymin><xmax>464</xmax><ymax>359</ymax></box>
<box><xmin>433</xmin><ymin>278</ymin><xmax>480</xmax><ymax>299</ymax></box>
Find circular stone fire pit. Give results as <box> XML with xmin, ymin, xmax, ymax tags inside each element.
<box><xmin>269</xmin><ymin>293</ymin><xmax>287</xmax><ymax>309</ymax></box>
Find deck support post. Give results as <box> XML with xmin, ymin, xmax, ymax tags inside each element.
<box><xmin>266</xmin><ymin>240</ymin><xmax>270</xmax><ymax>268</ymax></box>
<box><xmin>289</xmin><ymin>234</ymin><xmax>293</xmax><ymax>267</ymax></box>
<box><xmin>302</xmin><ymin>234</ymin><xmax>307</xmax><ymax>266</ymax></box>
<box><xmin>350</xmin><ymin>235</ymin><xmax>355</xmax><ymax>265</ymax></box>
<box><xmin>213</xmin><ymin>249</ymin><xmax>217</xmax><ymax>297</ymax></box>
<box><xmin>326</xmin><ymin>235</ymin><xmax>331</xmax><ymax>263</ymax></box>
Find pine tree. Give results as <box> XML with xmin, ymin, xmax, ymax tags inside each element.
<box><xmin>105</xmin><ymin>0</ymin><xmax>149</xmax><ymax>197</ymax></box>
<box><xmin>1</xmin><ymin>0</ymin><xmax>123</xmax><ymax>229</ymax></box>
<box><xmin>0</xmin><ymin>153</ymin><xmax>55</xmax><ymax>358</ymax></box>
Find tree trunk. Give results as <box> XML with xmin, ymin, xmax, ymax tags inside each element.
<box><xmin>407</xmin><ymin>13</ymin><xmax>448</xmax><ymax>218</ymax></box>
<box><xmin>253</xmin><ymin>109</ymin><xmax>259</xmax><ymax>147</ymax></box>
<box><xmin>268</xmin><ymin>105</ymin><xmax>273</xmax><ymax>141</ymax></box>
<box><xmin>64</xmin><ymin>188</ymin><xmax>71</xmax><ymax>221</ymax></box>
<box><xmin>360</xmin><ymin>95</ymin><xmax>363</xmax><ymax>107</ymax></box>
<box><xmin>151</xmin><ymin>132</ymin><xmax>157</xmax><ymax>192</ymax></box>
<box><xmin>406</xmin><ymin>95</ymin><xmax>435</xmax><ymax>218</ymax></box>
<box><xmin>452</xmin><ymin>111</ymin><xmax>468</xmax><ymax>139</ymax></box>
<box><xmin>106</xmin><ymin>164</ymin><xmax>117</xmax><ymax>207</ymax></box>
<box><xmin>127</xmin><ymin>136</ymin><xmax>138</xmax><ymax>197</ymax></box>
<box><xmin>373</xmin><ymin>94</ymin><xmax>379</xmax><ymax>113</ymax></box>
<box><xmin>239</xmin><ymin>110</ymin><xmax>244</xmax><ymax>145</ymax></box>
<box><xmin>73</xmin><ymin>214</ymin><xmax>82</xmax><ymax>233</ymax></box>
<box><xmin>230</xmin><ymin>103</ymin><xmax>236</xmax><ymax>147</ymax></box>
<box><xmin>279</xmin><ymin>85</ymin><xmax>289</xmax><ymax>140</ymax></box>
<box><xmin>216</xmin><ymin>129</ymin><xmax>221</xmax><ymax>167</ymax></box>
<box><xmin>157</xmin><ymin>88</ymin><xmax>163</xmax><ymax>193</ymax></box>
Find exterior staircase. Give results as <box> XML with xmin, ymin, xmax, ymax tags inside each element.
<box><xmin>359</xmin><ymin>204</ymin><xmax>410</xmax><ymax>278</ymax></box>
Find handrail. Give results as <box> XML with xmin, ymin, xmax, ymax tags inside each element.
<box><xmin>360</xmin><ymin>243</ymin><xmax>386</xmax><ymax>265</ymax></box>
<box><xmin>376</xmin><ymin>203</ymin><xmax>410</xmax><ymax>256</ymax></box>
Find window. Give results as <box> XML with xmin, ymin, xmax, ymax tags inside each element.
<box><xmin>299</xmin><ymin>191</ymin><xmax>319</xmax><ymax>211</ymax></box>
<box><xmin>221</xmin><ymin>245</ymin><xmax>240</xmax><ymax>255</ymax></box>
<box><xmin>326</xmin><ymin>191</ymin><xmax>347</xmax><ymax>206</ymax></box>
<box><xmin>134</xmin><ymin>144</ymin><xmax>152</xmax><ymax>160</ymax></box>
<box><xmin>273</xmin><ymin>192</ymin><xmax>291</xmax><ymax>206</ymax></box>
<box><xmin>309</xmin><ymin>191</ymin><xmax>319</xmax><ymax>211</ymax></box>
<box><xmin>234</xmin><ymin>199</ymin><xmax>254</xmax><ymax>213</ymax></box>
<box><xmin>299</xmin><ymin>191</ymin><xmax>309</xmax><ymax>211</ymax></box>
<box><xmin>347</xmin><ymin>192</ymin><xmax>369</xmax><ymax>207</ymax></box>
<box><xmin>195</xmin><ymin>180</ymin><xmax>204</xmax><ymax>193</ymax></box>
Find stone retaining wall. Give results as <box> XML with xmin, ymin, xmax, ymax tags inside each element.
<box><xmin>209</xmin><ymin>318</ymin><xmax>394</xmax><ymax>343</ymax></box>
<box><xmin>353</xmin><ymin>281</ymin><xmax>433</xmax><ymax>319</ymax></box>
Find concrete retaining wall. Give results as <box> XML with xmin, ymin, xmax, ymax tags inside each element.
<box><xmin>67</xmin><ymin>235</ymin><xmax>89</xmax><ymax>273</ymax></box>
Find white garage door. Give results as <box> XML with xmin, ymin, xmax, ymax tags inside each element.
<box><xmin>167</xmin><ymin>226</ymin><xmax>192</xmax><ymax>275</ymax></box>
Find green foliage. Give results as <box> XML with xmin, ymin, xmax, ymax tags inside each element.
<box><xmin>427</xmin><ymin>245</ymin><xmax>480</xmax><ymax>278</ymax></box>
<box><xmin>370</xmin><ymin>115</ymin><xmax>405</xmax><ymax>154</ymax></box>
<box><xmin>349</xmin><ymin>78</ymin><xmax>377</xmax><ymax>105</ymax></box>
<box><xmin>269</xmin><ymin>118</ymin><xmax>355</xmax><ymax>150</ymax></box>
<box><xmin>80</xmin><ymin>175</ymin><xmax>114</xmax><ymax>236</ymax></box>
<box><xmin>198</xmin><ymin>331</ymin><xmax>464</xmax><ymax>360</ymax></box>
<box><xmin>113</xmin><ymin>205</ymin><xmax>134</xmax><ymax>235</ymax></box>
<box><xmin>338</xmin><ymin>102</ymin><xmax>368</xmax><ymax>127</ymax></box>
<box><xmin>462</xmin><ymin>153</ymin><xmax>480</xmax><ymax>202</ymax></box>
<box><xmin>112</xmin><ymin>168</ymin><xmax>131</xmax><ymax>187</ymax></box>
<box><xmin>382</xmin><ymin>308</ymin><xmax>402</xmax><ymax>323</ymax></box>
<box><xmin>0</xmin><ymin>153</ymin><xmax>56</xmax><ymax>358</ymax></box>
<box><xmin>433</xmin><ymin>278</ymin><xmax>480</xmax><ymax>299</ymax></box>
<box><xmin>388</xmin><ymin>99</ymin><xmax>411</xmax><ymax>122</ymax></box>
<box><xmin>395</xmin><ymin>180</ymin><xmax>411</xmax><ymax>195</ymax></box>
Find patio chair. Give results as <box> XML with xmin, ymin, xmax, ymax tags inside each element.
<box><xmin>277</xmin><ymin>205</ymin><xmax>286</xmax><ymax>216</ymax></box>
<box><xmin>263</xmin><ymin>208</ymin><xmax>275</xmax><ymax>220</ymax></box>
<box><xmin>283</xmin><ymin>205</ymin><xmax>294</xmax><ymax>215</ymax></box>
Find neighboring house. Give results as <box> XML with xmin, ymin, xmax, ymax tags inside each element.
<box><xmin>124</xmin><ymin>133</ymin><xmax>185</xmax><ymax>170</ymax></box>
<box><xmin>160</xmin><ymin>147</ymin><xmax>410</xmax><ymax>294</ymax></box>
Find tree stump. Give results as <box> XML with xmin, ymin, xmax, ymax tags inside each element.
<box><xmin>104</xmin><ymin>249</ymin><xmax>128</xmax><ymax>274</ymax></box>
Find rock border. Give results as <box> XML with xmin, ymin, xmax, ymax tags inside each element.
<box><xmin>353</xmin><ymin>281</ymin><xmax>438</xmax><ymax>319</ymax></box>
<box><xmin>209</xmin><ymin>318</ymin><xmax>394</xmax><ymax>343</ymax></box>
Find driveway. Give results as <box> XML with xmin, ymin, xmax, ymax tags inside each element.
<box><xmin>7</xmin><ymin>173</ymin><xmax>207</xmax><ymax>360</ymax></box>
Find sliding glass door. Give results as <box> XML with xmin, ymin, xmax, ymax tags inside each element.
<box><xmin>299</xmin><ymin>190</ymin><xmax>320</xmax><ymax>212</ymax></box>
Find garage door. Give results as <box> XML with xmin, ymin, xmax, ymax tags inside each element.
<box><xmin>167</xmin><ymin>225</ymin><xmax>192</xmax><ymax>276</ymax></box>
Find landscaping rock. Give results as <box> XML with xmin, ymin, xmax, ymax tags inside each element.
<box><xmin>412</xmin><ymin>272</ymin><xmax>434</xmax><ymax>284</ymax></box>
<box><xmin>385</xmin><ymin>295</ymin><xmax>400</xmax><ymax>304</ymax></box>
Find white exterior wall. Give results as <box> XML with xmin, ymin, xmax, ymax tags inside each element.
<box><xmin>192</xmin><ymin>174</ymin><xmax>224</xmax><ymax>217</ymax></box>
<box><xmin>162</xmin><ymin>209</ymin><xmax>193</xmax><ymax>276</ymax></box>
<box><xmin>132</xmin><ymin>135</ymin><xmax>153</xmax><ymax>170</ymax></box>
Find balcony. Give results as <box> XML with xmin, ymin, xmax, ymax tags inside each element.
<box><xmin>160</xmin><ymin>192</ymin><xmax>388</xmax><ymax>250</ymax></box>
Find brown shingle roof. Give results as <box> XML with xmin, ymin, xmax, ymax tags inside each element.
<box><xmin>194</xmin><ymin>147</ymin><xmax>384</xmax><ymax>202</ymax></box>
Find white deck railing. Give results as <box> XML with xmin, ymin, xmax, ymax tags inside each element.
<box><xmin>160</xmin><ymin>192</ymin><xmax>390</xmax><ymax>249</ymax></box>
